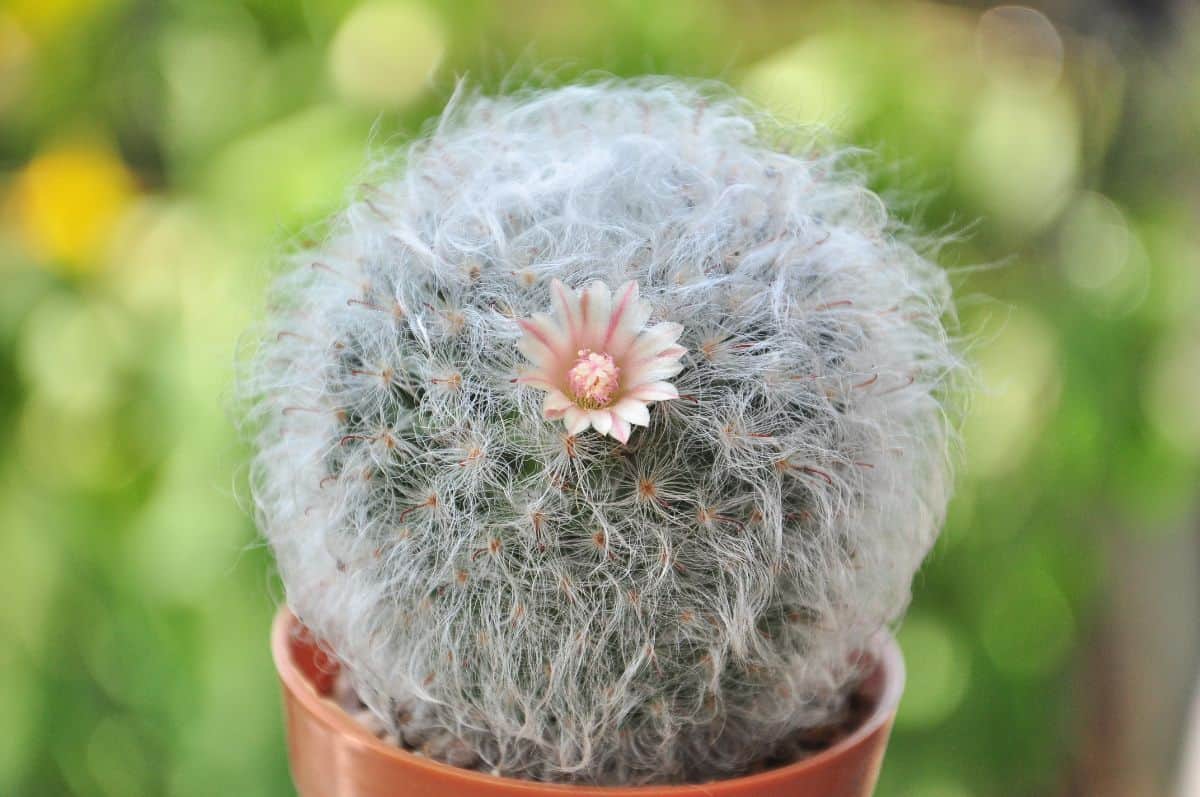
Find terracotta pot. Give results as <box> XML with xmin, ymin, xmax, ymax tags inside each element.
<box><xmin>272</xmin><ymin>608</ymin><xmax>905</xmax><ymax>796</ymax></box>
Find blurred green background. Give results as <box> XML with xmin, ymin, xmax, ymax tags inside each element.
<box><xmin>2</xmin><ymin>1</ymin><xmax>1198</xmax><ymax>795</ymax></box>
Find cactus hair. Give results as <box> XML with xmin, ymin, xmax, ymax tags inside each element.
<box><xmin>240</xmin><ymin>78</ymin><xmax>962</xmax><ymax>785</ymax></box>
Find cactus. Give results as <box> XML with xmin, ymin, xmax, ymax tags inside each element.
<box><xmin>241</xmin><ymin>79</ymin><xmax>961</xmax><ymax>785</ymax></box>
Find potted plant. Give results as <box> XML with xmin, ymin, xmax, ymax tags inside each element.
<box><xmin>240</xmin><ymin>79</ymin><xmax>962</xmax><ymax>796</ymax></box>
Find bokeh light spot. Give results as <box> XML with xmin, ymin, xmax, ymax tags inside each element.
<box><xmin>85</xmin><ymin>716</ymin><xmax>150</xmax><ymax>797</ymax></box>
<box><xmin>964</xmin><ymin>308</ymin><xmax>1061</xmax><ymax>477</ymax></box>
<box><xmin>741</xmin><ymin>34</ymin><xmax>870</xmax><ymax>130</ymax></box>
<box><xmin>102</xmin><ymin>199</ymin><xmax>189</xmax><ymax>315</ymax></box>
<box><xmin>206</xmin><ymin>105</ymin><xmax>368</xmax><ymax>227</ymax></box>
<box><xmin>132</xmin><ymin>453</ymin><xmax>250</xmax><ymax>603</ymax></box>
<box><xmin>980</xmin><ymin>556</ymin><xmax>1075</xmax><ymax>678</ymax></box>
<box><xmin>1145</xmin><ymin>326</ymin><xmax>1200</xmax><ymax>456</ymax></box>
<box><xmin>896</xmin><ymin>613</ymin><xmax>970</xmax><ymax>729</ymax></box>
<box><xmin>0</xmin><ymin>13</ymin><xmax>34</xmax><ymax>112</ymax></box>
<box><xmin>909</xmin><ymin>775</ymin><xmax>974</xmax><ymax>797</ymax></box>
<box><xmin>976</xmin><ymin>6</ymin><xmax>1064</xmax><ymax>95</ymax></box>
<box><xmin>17</xmin><ymin>293</ymin><xmax>134</xmax><ymax>413</ymax></box>
<box><xmin>0</xmin><ymin>483</ymin><xmax>62</xmax><ymax>657</ymax></box>
<box><xmin>329</xmin><ymin>1</ymin><xmax>444</xmax><ymax>109</ymax></box>
<box><xmin>160</xmin><ymin>15</ymin><xmax>265</xmax><ymax>156</ymax></box>
<box><xmin>958</xmin><ymin>89</ymin><xmax>1078</xmax><ymax>234</ymax></box>
<box><xmin>17</xmin><ymin>400</ymin><xmax>130</xmax><ymax>491</ymax></box>
<box><xmin>1059</xmin><ymin>192</ymin><xmax>1148</xmax><ymax>317</ymax></box>
<box><xmin>0</xmin><ymin>647</ymin><xmax>34</xmax><ymax>793</ymax></box>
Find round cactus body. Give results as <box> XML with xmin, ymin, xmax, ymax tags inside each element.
<box><xmin>243</xmin><ymin>80</ymin><xmax>960</xmax><ymax>785</ymax></box>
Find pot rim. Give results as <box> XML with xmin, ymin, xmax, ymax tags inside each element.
<box><xmin>272</xmin><ymin>606</ymin><xmax>904</xmax><ymax>795</ymax></box>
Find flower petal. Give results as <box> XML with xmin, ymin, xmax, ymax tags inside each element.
<box><xmin>610</xmin><ymin>415</ymin><xmax>631</xmax><ymax>444</ymax></box>
<box><xmin>605</xmin><ymin>282</ymin><xmax>653</xmax><ymax>355</ymax></box>
<box><xmin>516</xmin><ymin>372</ymin><xmax>558</xmax><ymax>390</ymax></box>
<box><xmin>517</xmin><ymin>313</ymin><xmax>567</xmax><ymax>361</ymax></box>
<box><xmin>624</xmin><ymin>359</ymin><xmax>685</xmax><ymax>386</ymax></box>
<box><xmin>590</xmin><ymin>409</ymin><xmax>613</xmax><ymax>435</ymax></box>
<box><xmin>542</xmin><ymin>390</ymin><xmax>573</xmax><ymax>419</ymax></box>
<box><xmin>602</xmin><ymin>281</ymin><xmax>638</xmax><ymax>348</ymax></box>
<box><xmin>626</xmin><ymin>322</ymin><xmax>684</xmax><ymax>362</ymax></box>
<box><xmin>563</xmin><ymin>406</ymin><xmax>592</xmax><ymax>435</ymax></box>
<box><xmin>657</xmin><ymin>344</ymin><xmax>687</xmax><ymax>361</ymax></box>
<box><xmin>579</xmin><ymin>281</ymin><xmax>612</xmax><ymax>350</ymax></box>
<box><xmin>627</xmin><ymin>381</ymin><xmax>679</xmax><ymax>402</ymax></box>
<box><xmin>551</xmin><ymin>279</ymin><xmax>582</xmax><ymax>343</ymax></box>
<box><xmin>612</xmin><ymin>398</ymin><xmax>650</xmax><ymax>426</ymax></box>
<box><xmin>516</xmin><ymin>338</ymin><xmax>551</xmax><ymax>369</ymax></box>
<box><xmin>516</xmin><ymin>278</ymin><xmax>683</xmax><ymax>439</ymax></box>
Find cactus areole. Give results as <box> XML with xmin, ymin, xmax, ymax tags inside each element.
<box><xmin>242</xmin><ymin>79</ymin><xmax>961</xmax><ymax>789</ymax></box>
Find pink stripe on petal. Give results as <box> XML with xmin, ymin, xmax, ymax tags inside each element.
<box><xmin>627</xmin><ymin>381</ymin><xmax>679</xmax><ymax>401</ymax></box>
<box><xmin>627</xmin><ymin>323</ymin><xmax>684</xmax><ymax>362</ymax></box>
<box><xmin>516</xmin><ymin>278</ymin><xmax>684</xmax><ymax>439</ymax></box>
<box><xmin>551</xmin><ymin>279</ymin><xmax>581</xmax><ymax>342</ymax></box>
<box><xmin>518</xmin><ymin>317</ymin><xmax>563</xmax><ymax>356</ymax></box>
<box><xmin>579</xmin><ymin>286</ymin><xmax>591</xmax><ymax>328</ymax></box>
<box><xmin>608</xmin><ymin>307</ymin><xmax>653</xmax><ymax>357</ymax></box>
<box><xmin>622</xmin><ymin>357</ymin><xmax>685</xmax><ymax>387</ymax></box>
<box><xmin>610</xmin><ymin>416</ymin><xmax>631</xmax><ymax>444</ymax></box>
<box><xmin>602</xmin><ymin>281</ymin><xmax>638</xmax><ymax>349</ymax></box>
<box><xmin>517</xmin><ymin>374</ymin><xmax>557</xmax><ymax>389</ymax></box>
<box><xmin>582</xmin><ymin>281</ymin><xmax>611</xmax><ymax>348</ymax></box>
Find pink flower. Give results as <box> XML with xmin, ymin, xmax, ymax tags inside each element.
<box><xmin>516</xmin><ymin>280</ymin><xmax>686</xmax><ymax>443</ymax></box>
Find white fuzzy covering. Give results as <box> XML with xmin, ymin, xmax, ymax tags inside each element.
<box><xmin>241</xmin><ymin>79</ymin><xmax>961</xmax><ymax>784</ymax></box>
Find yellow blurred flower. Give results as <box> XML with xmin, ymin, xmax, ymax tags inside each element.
<box><xmin>6</xmin><ymin>0</ymin><xmax>112</xmax><ymax>41</ymax></box>
<box><xmin>9</xmin><ymin>141</ymin><xmax>137</xmax><ymax>273</ymax></box>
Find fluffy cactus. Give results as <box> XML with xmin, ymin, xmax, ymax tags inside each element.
<box><xmin>242</xmin><ymin>79</ymin><xmax>960</xmax><ymax>785</ymax></box>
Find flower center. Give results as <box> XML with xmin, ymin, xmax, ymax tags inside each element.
<box><xmin>567</xmin><ymin>349</ymin><xmax>620</xmax><ymax>408</ymax></box>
